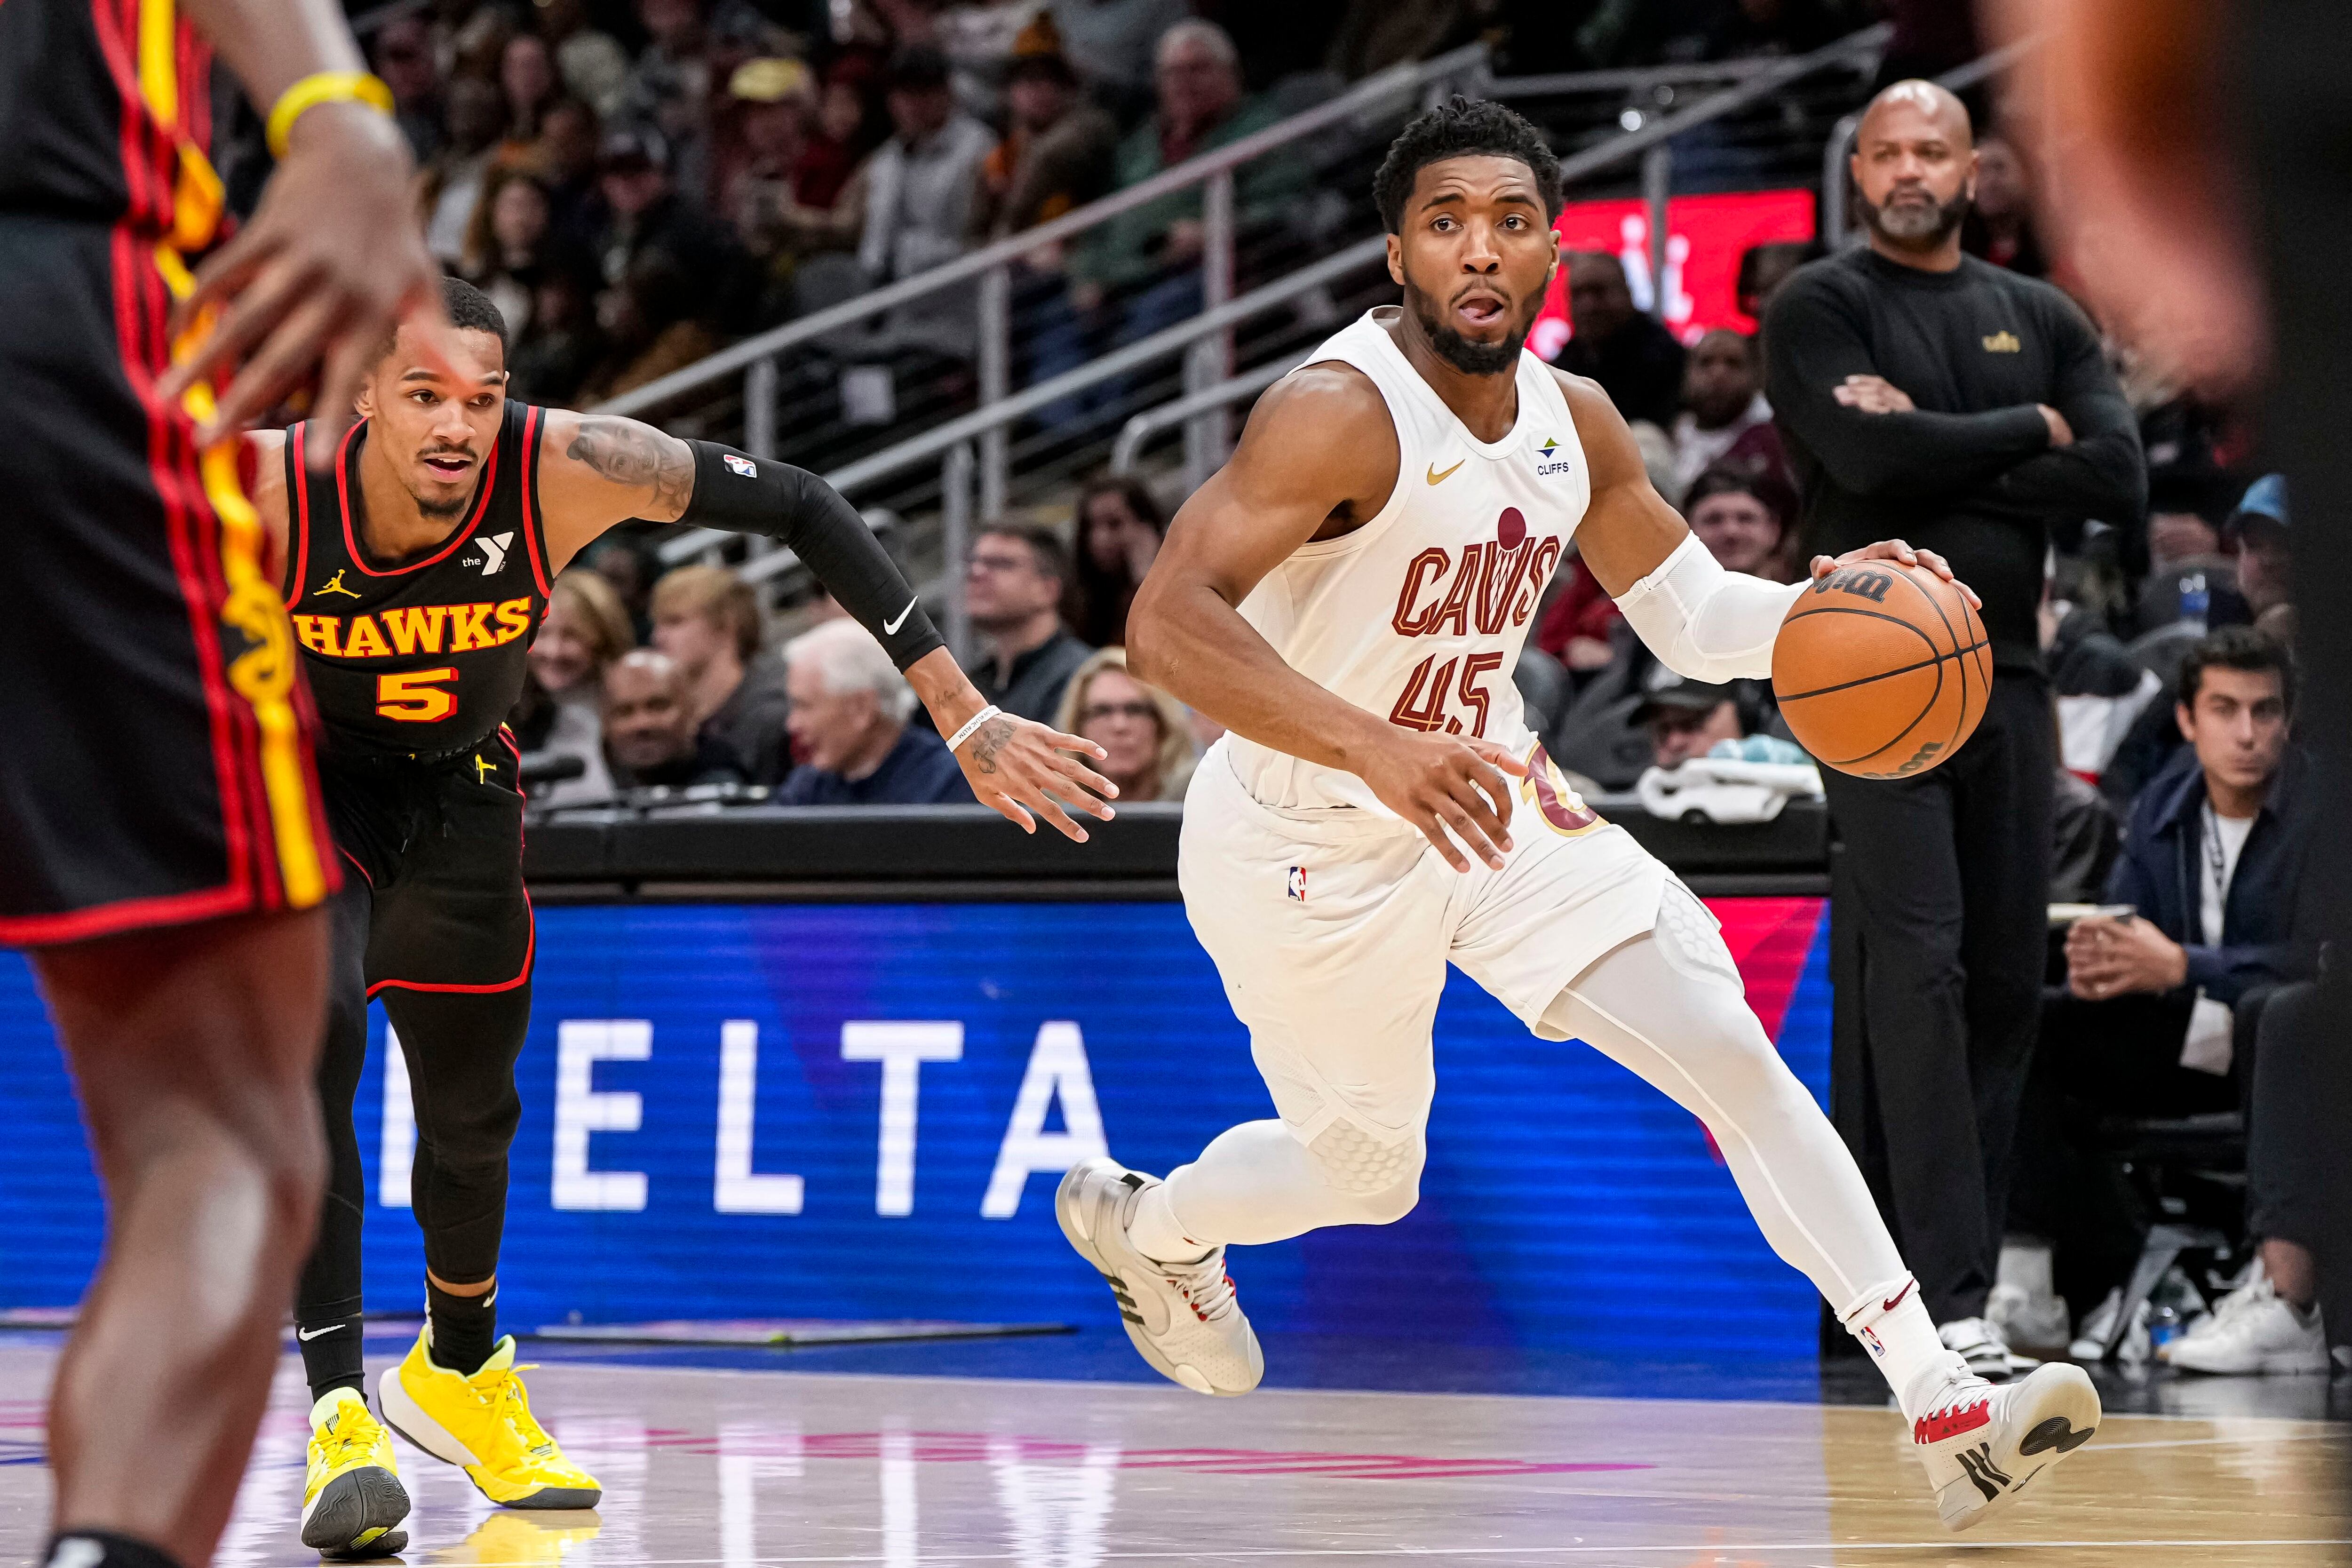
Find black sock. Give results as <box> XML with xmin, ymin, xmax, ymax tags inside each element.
<box><xmin>44</xmin><ymin>1531</ymin><xmax>186</xmax><ymax>1568</ymax></box>
<box><xmin>426</xmin><ymin>1280</ymin><xmax>498</xmax><ymax>1375</ymax></box>
<box><xmin>296</xmin><ymin>1297</ymin><xmax>368</xmax><ymax>1408</ymax></box>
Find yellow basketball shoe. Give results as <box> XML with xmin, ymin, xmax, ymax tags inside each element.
<box><xmin>301</xmin><ymin>1388</ymin><xmax>411</xmax><ymax>1558</ymax></box>
<box><xmin>378</xmin><ymin>1331</ymin><xmax>602</xmax><ymax>1509</ymax></box>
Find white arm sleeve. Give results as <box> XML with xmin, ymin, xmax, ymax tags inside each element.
<box><xmin>1610</xmin><ymin>533</ymin><xmax>1807</xmax><ymax>683</ymax></box>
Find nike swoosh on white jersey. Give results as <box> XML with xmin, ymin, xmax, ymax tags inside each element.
<box><xmin>297</xmin><ymin>1325</ymin><xmax>344</xmax><ymax>1341</ymax></box>
<box><xmin>883</xmin><ymin>600</ymin><xmax>915</xmax><ymax>635</ymax></box>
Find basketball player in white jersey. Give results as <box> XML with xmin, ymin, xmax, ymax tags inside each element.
<box><xmin>1054</xmin><ymin>99</ymin><xmax>2099</xmax><ymax>1531</ymax></box>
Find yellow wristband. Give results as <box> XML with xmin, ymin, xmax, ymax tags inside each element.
<box><xmin>265</xmin><ymin>71</ymin><xmax>395</xmax><ymax>159</ymax></box>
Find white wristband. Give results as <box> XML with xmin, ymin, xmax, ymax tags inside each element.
<box><xmin>946</xmin><ymin>704</ymin><xmax>1003</xmax><ymax>753</ymax></box>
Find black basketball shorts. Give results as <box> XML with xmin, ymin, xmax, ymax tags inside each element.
<box><xmin>0</xmin><ymin>215</ymin><xmax>337</xmax><ymax>945</ymax></box>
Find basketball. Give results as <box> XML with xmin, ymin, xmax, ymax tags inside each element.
<box><xmin>1772</xmin><ymin>560</ymin><xmax>1992</xmax><ymax>779</ymax></box>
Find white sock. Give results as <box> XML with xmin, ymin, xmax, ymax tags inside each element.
<box><xmin>1127</xmin><ymin>1181</ymin><xmax>1211</xmax><ymax>1264</ymax></box>
<box><xmin>1841</xmin><ymin>1275</ymin><xmax>1968</xmax><ymax>1422</ymax></box>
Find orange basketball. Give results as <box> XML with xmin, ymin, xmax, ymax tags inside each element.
<box><xmin>1771</xmin><ymin>560</ymin><xmax>1992</xmax><ymax>779</ymax></box>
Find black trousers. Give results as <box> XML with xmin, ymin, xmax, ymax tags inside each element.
<box><xmin>295</xmin><ymin>748</ymin><xmax>534</xmax><ymax>1328</ymax></box>
<box><xmin>2249</xmin><ymin>981</ymin><xmax>2325</xmax><ymax>1251</ymax></box>
<box><xmin>1823</xmin><ymin>669</ymin><xmax>2054</xmax><ymax>1322</ymax></box>
<box><xmin>2008</xmin><ymin>988</ymin><xmax>2236</xmax><ymax>1313</ymax></box>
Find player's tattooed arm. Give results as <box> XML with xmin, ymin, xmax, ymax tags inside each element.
<box><xmin>536</xmin><ymin>409</ymin><xmax>699</xmax><ymax>567</ymax></box>
<box><xmin>561</xmin><ymin>414</ymin><xmax>697</xmax><ymax>519</ymax></box>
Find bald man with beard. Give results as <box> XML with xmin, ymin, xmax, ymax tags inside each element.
<box><xmin>1762</xmin><ymin>81</ymin><xmax>2145</xmax><ymax>1377</ymax></box>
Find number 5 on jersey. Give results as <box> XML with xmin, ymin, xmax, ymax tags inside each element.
<box><xmin>378</xmin><ymin>667</ymin><xmax>460</xmax><ymax>723</ymax></box>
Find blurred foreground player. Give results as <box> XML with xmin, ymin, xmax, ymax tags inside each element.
<box><xmin>0</xmin><ymin>2</ymin><xmax>447</xmax><ymax>1568</ymax></box>
<box><xmin>254</xmin><ymin>278</ymin><xmax>1116</xmax><ymax>1555</ymax></box>
<box><xmin>1056</xmin><ymin>99</ymin><xmax>2099</xmax><ymax>1532</ymax></box>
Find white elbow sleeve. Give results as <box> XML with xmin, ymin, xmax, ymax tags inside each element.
<box><xmin>1611</xmin><ymin>533</ymin><xmax>1806</xmax><ymax>683</ymax></box>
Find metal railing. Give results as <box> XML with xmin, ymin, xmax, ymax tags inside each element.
<box><xmin>619</xmin><ymin>41</ymin><xmax>1494</xmax><ymax>567</ymax></box>
<box><xmin>702</xmin><ymin>23</ymin><xmax>1901</xmax><ymax>653</ymax></box>
<box><xmin>1819</xmin><ymin>37</ymin><xmax>2036</xmax><ymax>247</ymax></box>
<box><xmin>1110</xmin><ymin>352</ymin><xmax>1307</xmax><ymax>475</ymax></box>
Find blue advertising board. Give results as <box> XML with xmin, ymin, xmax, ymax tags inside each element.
<box><xmin>0</xmin><ymin>897</ymin><xmax>1832</xmax><ymax>1358</ymax></box>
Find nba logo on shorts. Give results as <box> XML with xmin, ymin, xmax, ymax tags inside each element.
<box><xmin>723</xmin><ymin>453</ymin><xmax>758</xmax><ymax>478</ymax></box>
<box><xmin>1286</xmin><ymin>866</ymin><xmax>1307</xmax><ymax>902</ymax></box>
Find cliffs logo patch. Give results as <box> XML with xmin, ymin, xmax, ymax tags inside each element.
<box><xmin>723</xmin><ymin>453</ymin><xmax>759</xmax><ymax>478</ymax></box>
<box><xmin>1982</xmin><ymin>330</ymin><xmax>2022</xmax><ymax>353</ymax></box>
<box><xmin>1286</xmin><ymin>867</ymin><xmax>1307</xmax><ymax>902</ymax></box>
<box><xmin>1534</xmin><ymin>435</ymin><xmax>1575</xmax><ymax>478</ymax></box>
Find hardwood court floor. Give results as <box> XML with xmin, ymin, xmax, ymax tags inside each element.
<box><xmin>0</xmin><ymin>1342</ymin><xmax>2343</xmax><ymax>1568</ymax></box>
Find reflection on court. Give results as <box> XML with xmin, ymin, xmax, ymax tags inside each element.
<box><xmin>0</xmin><ymin>1345</ymin><xmax>2343</xmax><ymax>1567</ymax></box>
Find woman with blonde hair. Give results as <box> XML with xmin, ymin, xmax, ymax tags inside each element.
<box><xmin>515</xmin><ymin>569</ymin><xmax>636</xmax><ymax>804</ymax></box>
<box><xmin>1052</xmin><ymin>647</ymin><xmax>1196</xmax><ymax>803</ymax></box>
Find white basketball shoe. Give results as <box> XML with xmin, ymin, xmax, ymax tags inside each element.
<box><xmin>2161</xmin><ymin>1271</ymin><xmax>2328</xmax><ymax>1375</ymax></box>
<box><xmin>1055</xmin><ymin>1157</ymin><xmax>1263</xmax><ymax>1396</ymax></box>
<box><xmin>1911</xmin><ymin>1361</ymin><xmax>2101</xmax><ymax>1531</ymax></box>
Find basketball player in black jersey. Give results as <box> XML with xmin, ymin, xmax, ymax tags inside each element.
<box><xmin>1</xmin><ymin>1</ymin><xmax>450</xmax><ymax>1567</ymax></box>
<box><xmin>242</xmin><ymin>279</ymin><xmax>1117</xmax><ymax>1555</ymax></box>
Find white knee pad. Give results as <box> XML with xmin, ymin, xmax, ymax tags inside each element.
<box><xmin>1303</xmin><ymin>1120</ymin><xmax>1424</xmax><ymax>1222</ymax></box>
<box><xmin>1653</xmin><ymin>879</ymin><xmax>1745</xmax><ymax>994</ymax></box>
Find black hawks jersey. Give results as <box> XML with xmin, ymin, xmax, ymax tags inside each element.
<box><xmin>281</xmin><ymin>400</ymin><xmax>554</xmax><ymax>761</ymax></box>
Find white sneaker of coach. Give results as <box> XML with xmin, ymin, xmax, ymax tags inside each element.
<box><xmin>2161</xmin><ymin>1272</ymin><xmax>2328</xmax><ymax>1375</ymax></box>
<box><xmin>1055</xmin><ymin>1157</ymin><xmax>1264</xmax><ymax>1397</ymax></box>
<box><xmin>1939</xmin><ymin>1315</ymin><xmax>2038</xmax><ymax>1380</ymax></box>
<box><xmin>1911</xmin><ymin>1362</ymin><xmax>2101</xmax><ymax>1532</ymax></box>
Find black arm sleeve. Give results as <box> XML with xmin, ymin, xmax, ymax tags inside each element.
<box><xmin>678</xmin><ymin>441</ymin><xmax>946</xmax><ymax>672</ymax></box>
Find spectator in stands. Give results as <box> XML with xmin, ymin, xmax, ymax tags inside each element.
<box><xmin>537</xmin><ymin>0</ymin><xmax>632</xmax><ymax>120</ymax></box>
<box><xmin>2013</xmin><ymin>629</ymin><xmax>2304</xmax><ymax>1324</ymax></box>
<box><xmin>536</xmin><ymin>98</ymin><xmax>611</xmax><ymax>254</ymax></box>
<box><xmin>982</xmin><ymin>18</ymin><xmax>1118</xmax><ymax>238</ymax></box>
<box><xmin>1068</xmin><ymin>475</ymin><xmax>1167</xmax><ymax>647</ymax></box>
<box><xmin>1633</xmin><ymin>678</ymin><xmax>1769</xmax><ymax>771</ymax></box>
<box><xmin>501</xmin><ymin>32</ymin><xmax>564</xmax><ymax>148</ymax></box>
<box><xmin>580</xmin><ymin>252</ymin><xmax>720</xmax><ymax>399</ymax></box>
<box><xmin>778</xmin><ymin>621</ymin><xmax>974</xmax><ymax>804</ymax></box>
<box><xmin>422</xmin><ymin>78</ymin><xmax>510</xmax><ymax>267</ymax></box>
<box><xmin>803</xmin><ymin>56</ymin><xmax>887</xmax><ymax>213</ymax></box>
<box><xmin>965</xmin><ymin>524</ymin><xmax>1095</xmax><ymax>722</ymax></box>
<box><xmin>2163</xmin><ymin>980</ymin><xmax>2330</xmax><ymax>1375</ymax></box>
<box><xmin>650</xmin><ymin>564</ymin><xmax>795</xmax><ymax>784</ymax></box>
<box><xmin>621</xmin><ymin>0</ymin><xmax>719</xmax><ymax>172</ymax></box>
<box><xmin>1764</xmin><ymin>80</ymin><xmax>2145</xmax><ymax>1373</ymax></box>
<box><xmin>1960</xmin><ymin>134</ymin><xmax>2046</xmax><ymax>278</ymax></box>
<box><xmin>373</xmin><ymin>15</ymin><xmax>445</xmax><ymax>163</ymax></box>
<box><xmin>1054</xmin><ymin>648</ymin><xmax>1196</xmax><ymax>802</ymax></box>
<box><xmin>859</xmin><ymin>46</ymin><xmax>997</xmax><ymax>350</ymax></box>
<box><xmin>2136</xmin><ymin>470</ymin><xmax>2249</xmax><ymax>636</ymax></box>
<box><xmin>715</xmin><ymin>56</ymin><xmax>818</xmax><ymax>316</ymax></box>
<box><xmin>595</xmin><ymin>126</ymin><xmax>744</xmax><ymax>324</ymax></box>
<box><xmin>1668</xmin><ymin>329</ymin><xmax>1778</xmax><ymax>502</ymax></box>
<box><xmin>509</xmin><ymin>250</ymin><xmax>608</xmax><ymax>406</ymax></box>
<box><xmin>1553</xmin><ymin>250</ymin><xmax>1686</xmax><ymax>430</ymax></box>
<box><xmin>2229</xmin><ymin>474</ymin><xmax>2292</xmax><ymax>625</ymax></box>
<box><xmin>1067</xmin><ymin>23</ymin><xmax>1303</xmax><ymax>346</ymax></box>
<box><xmin>1048</xmin><ymin>0</ymin><xmax>1190</xmax><ymax>115</ymax></box>
<box><xmin>602</xmin><ymin>649</ymin><xmax>748</xmax><ymax>788</ymax></box>
<box><xmin>587</xmin><ymin>536</ymin><xmax>661</xmax><ymax>643</ymax></box>
<box><xmin>1684</xmin><ymin>463</ymin><xmax>1800</xmax><ymax>582</ymax></box>
<box><xmin>461</xmin><ymin>168</ymin><xmax>556</xmax><ymax>339</ymax></box>
<box><xmin>513</xmin><ymin>571</ymin><xmax>633</xmax><ymax>805</ymax></box>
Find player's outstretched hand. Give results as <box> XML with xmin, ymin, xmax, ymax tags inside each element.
<box><xmin>1809</xmin><ymin>539</ymin><xmax>1983</xmax><ymax>610</ymax></box>
<box><xmin>955</xmin><ymin>713</ymin><xmax>1119</xmax><ymax>843</ymax></box>
<box><xmin>1362</xmin><ymin>729</ymin><xmax>1529</xmax><ymax>874</ymax></box>
<box><xmin>158</xmin><ymin>103</ymin><xmax>456</xmax><ymax>464</ymax></box>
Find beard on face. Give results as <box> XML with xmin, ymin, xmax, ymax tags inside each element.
<box><xmin>410</xmin><ymin>450</ymin><xmax>478</xmax><ymax>517</ymax></box>
<box><xmin>1858</xmin><ymin>185</ymin><xmax>1971</xmax><ymax>247</ymax></box>
<box><xmin>1405</xmin><ymin>277</ymin><xmax>1531</xmax><ymax>376</ymax></box>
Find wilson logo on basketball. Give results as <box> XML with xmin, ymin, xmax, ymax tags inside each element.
<box><xmin>1810</xmin><ymin>566</ymin><xmax>1895</xmax><ymax>604</ymax></box>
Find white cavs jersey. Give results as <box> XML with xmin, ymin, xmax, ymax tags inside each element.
<box><xmin>1226</xmin><ymin>306</ymin><xmax>1593</xmax><ymax>815</ymax></box>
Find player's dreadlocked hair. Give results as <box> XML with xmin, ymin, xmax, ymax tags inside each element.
<box><xmin>1373</xmin><ymin>96</ymin><xmax>1564</xmax><ymax>234</ymax></box>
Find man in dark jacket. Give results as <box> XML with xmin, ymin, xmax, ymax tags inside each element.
<box><xmin>2011</xmin><ymin>628</ymin><xmax>2304</xmax><ymax>1320</ymax></box>
<box><xmin>1765</xmin><ymin>79</ymin><xmax>2145</xmax><ymax>1370</ymax></box>
<box><xmin>1553</xmin><ymin>251</ymin><xmax>1687</xmax><ymax>429</ymax></box>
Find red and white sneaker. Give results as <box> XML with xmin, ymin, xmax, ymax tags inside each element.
<box><xmin>1055</xmin><ymin>1157</ymin><xmax>1263</xmax><ymax>1397</ymax></box>
<box><xmin>1912</xmin><ymin>1362</ymin><xmax>2101</xmax><ymax>1530</ymax></box>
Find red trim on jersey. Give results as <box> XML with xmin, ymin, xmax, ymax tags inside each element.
<box><xmin>339</xmin><ymin>847</ymin><xmax>375</xmax><ymax>889</ymax></box>
<box><xmin>283</xmin><ymin>420</ymin><xmax>313</xmax><ymax>605</ymax></box>
<box><xmin>335</xmin><ymin>417</ymin><xmax>500</xmax><ymax>577</ymax></box>
<box><xmin>89</xmin><ymin>0</ymin><xmax>156</xmax><ymax>230</ymax></box>
<box><xmin>0</xmin><ymin>884</ymin><xmax>254</xmax><ymax>947</ymax></box>
<box><xmin>518</xmin><ymin>404</ymin><xmax>551</xmax><ymax>597</ymax></box>
<box><xmin>364</xmin><ymin>730</ymin><xmax>535</xmax><ymax>996</ymax></box>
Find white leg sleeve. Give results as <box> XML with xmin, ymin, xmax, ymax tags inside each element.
<box><xmin>1541</xmin><ymin>884</ymin><xmax>1906</xmax><ymax>1307</ymax></box>
<box><xmin>1611</xmin><ymin>532</ymin><xmax>1806</xmax><ymax>683</ymax></box>
<box><xmin>1158</xmin><ymin>1116</ymin><xmax>1428</xmax><ymax>1250</ymax></box>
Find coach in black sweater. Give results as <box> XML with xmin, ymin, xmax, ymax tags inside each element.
<box><xmin>1764</xmin><ymin>81</ymin><xmax>2144</xmax><ymax>1367</ymax></box>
